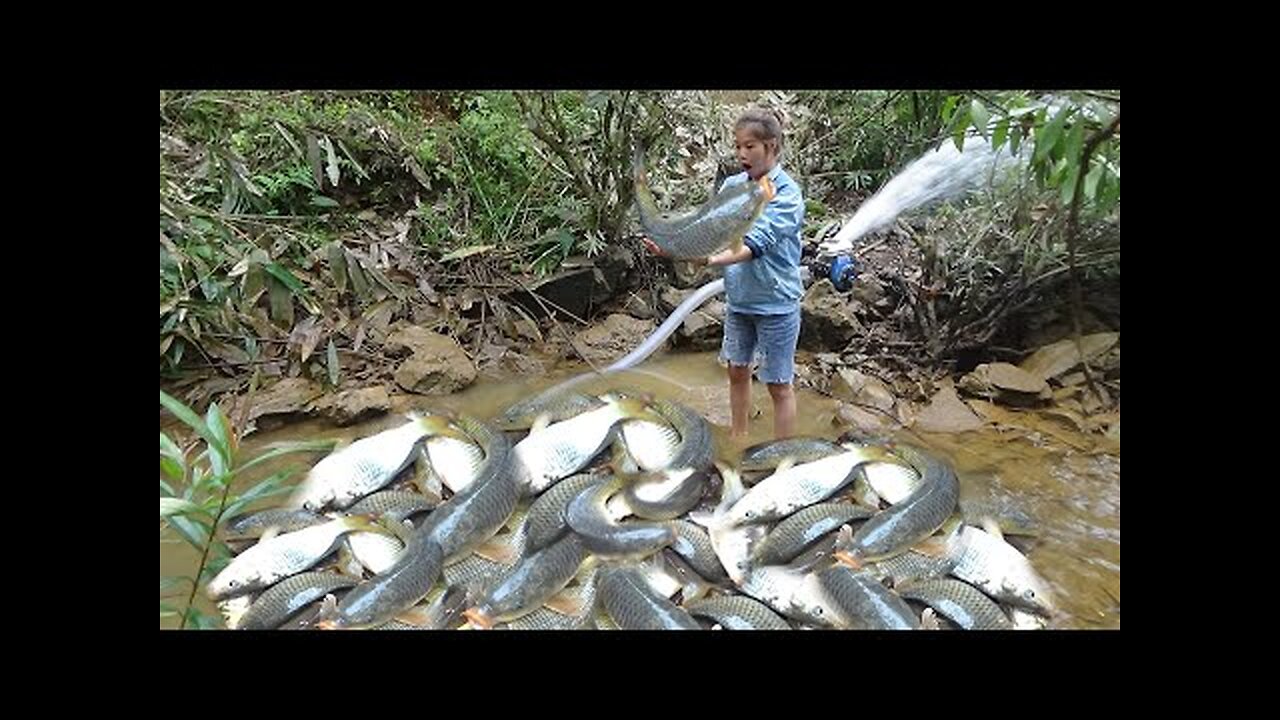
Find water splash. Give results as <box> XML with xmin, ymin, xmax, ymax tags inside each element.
<box><xmin>821</xmin><ymin>133</ymin><xmax>1028</xmax><ymax>255</ymax></box>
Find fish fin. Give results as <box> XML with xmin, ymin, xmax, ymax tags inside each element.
<box><xmin>759</xmin><ymin>175</ymin><xmax>776</xmax><ymax>201</ymax></box>
<box><xmin>460</xmin><ymin>607</ymin><xmax>496</xmax><ymax>630</ymax></box>
<box><xmin>335</xmin><ymin>544</ymin><xmax>367</xmax><ymax>579</ymax></box>
<box><xmin>835</xmin><ymin>523</ymin><xmax>855</xmax><ymax>550</ymax></box>
<box><xmin>980</xmin><ymin>516</ymin><xmax>1005</xmax><ymax>541</ymax></box>
<box><xmin>605</xmin><ymin>493</ymin><xmax>633</xmax><ymax>521</ymax></box>
<box><xmin>258</xmin><ymin>526</ymin><xmax>281</xmax><ymax>542</ymax></box>
<box><xmin>416</xmin><ymin>414</ymin><xmax>470</xmax><ymax>443</ymax></box>
<box><xmin>394</xmin><ymin>605</ymin><xmax>434</xmax><ymax>628</ymax></box>
<box><xmin>920</xmin><ymin>607</ymin><xmax>940</xmax><ymax>630</ymax></box>
<box><xmin>529</xmin><ymin>413</ymin><xmax>552</xmax><ymax>434</ymax></box>
<box><xmin>643</xmin><ymin>554</ymin><xmax>683</xmax><ymax>598</ymax></box>
<box><xmin>315</xmin><ymin>593</ymin><xmax>341</xmax><ymax>630</ymax></box>
<box><xmin>372</xmin><ymin>515</ymin><xmax>413</xmax><ymax>544</ymax></box>
<box><xmin>544</xmin><ymin>587</ymin><xmax>591</xmax><ymax>617</ymax></box>
<box><xmin>774</xmin><ymin>457</ymin><xmax>796</xmax><ymax>474</ymax></box>
<box><xmin>472</xmin><ymin>537</ymin><xmax>519</xmax><ymax>566</ymax></box>
<box><xmin>832</xmin><ymin>549</ymin><xmax>864</xmax><ymax>570</ymax></box>
<box><xmin>911</xmin><ymin>536</ymin><xmax>951</xmax><ymax>558</ymax></box>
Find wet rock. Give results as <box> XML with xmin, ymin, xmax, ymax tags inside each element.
<box><xmin>1019</xmin><ymin>332</ymin><xmax>1120</xmax><ymax>381</ymax></box>
<box><xmin>850</xmin><ymin>274</ymin><xmax>887</xmax><ymax>310</ymax></box>
<box><xmin>830</xmin><ymin>368</ymin><xmax>896</xmax><ymax>412</ymax></box>
<box><xmin>911</xmin><ymin>381</ymin><xmax>984</xmax><ymax>433</ymax></box>
<box><xmin>309</xmin><ymin>386</ymin><xmax>391</xmax><ymax>426</ymax></box>
<box><xmin>571</xmin><ymin>313</ymin><xmax>656</xmax><ymax>366</ymax></box>
<box><xmin>230</xmin><ymin>377</ymin><xmax>325</xmax><ymax>424</ymax></box>
<box><xmin>836</xmin><ymin>402</ymin><xmax>892</xmax><ymax>434</ymax></box>
<box><xmin>800</xmin><ymin>280</ymin><xmax>861</xmax><ymax>351</ymax></box>
<box><xmin>959</xmin><ymin>362</ymin><xmax>1052</xmax><ymax>405</ymax></box>
<box><xmin>386</xmin><ymin>326</ymin><xmax>477</xmax><ymax>394</ymax></box>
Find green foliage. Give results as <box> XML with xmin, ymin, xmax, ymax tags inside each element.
<box><xmin>947</xmin><ymin>91</ymin><xmax>1121</xmax><ymax>217</ymax></box>
<box><xmin>159</xmin><ymin>390</ymin><xmax>334</xmax><ymax>629</ymax></box>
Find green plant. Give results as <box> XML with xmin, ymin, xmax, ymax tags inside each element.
<box><xmin>159</xmin><ymin>390</ymin><xmax>334</xmax><ymax>629</ymax></box>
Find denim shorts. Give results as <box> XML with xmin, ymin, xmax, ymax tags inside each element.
<box><xmin>720</xmin><ymin>308</ymin><xmax>802</xmax><ymax>385</ymax></box>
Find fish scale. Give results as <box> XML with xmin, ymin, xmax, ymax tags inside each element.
<box><xmin>895</xmin><ymin>578</ymin><xmax>1013</xmax><ymax>630</ymax></box>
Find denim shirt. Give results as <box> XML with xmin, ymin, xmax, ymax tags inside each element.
<box><xmin>720</xmin><ymin>163</ymin><xmax>805</xmax><ymax>315</ymax></box>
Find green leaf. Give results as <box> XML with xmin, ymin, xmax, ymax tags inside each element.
<box><xmin>161</xmin><ymin>430</ymin><xmax>185</xmax><ymax>464</ymax></box>
<box><xmin>1084</xmin><ymin>161</ymin><xmax>1104</xmax><ymax>200</ymax></box>
<box><xmin>166</xmin><ymin>515</ymin><xmax>207</xmax><ymax>548</ymax></box>
<box><xmin>941</xmin><ymin>95</ymin><xmax>960</xmax><ymax>123</ymax></box>
<box><xmin>439</xmin><ymin>244</ymin><xmax>495</xmax><ymax>262</ymax></box>
<box><xmin>160</xmin><ymin>457</ymin><xmax>184</xmax><ymax>484</ymax></box>
<box><xmin>336</xmin><ymin>138</ymin><xmax>369</xmax><ymax>181</ymax></box>
<box><xmin>310</xmin><ymin>195</ymin><xmax>341</xmax><ymax>208</ymax></box>
<box><xmin>204</xmin><ymin>402</ymin><xmax>233</xmax><ymax>475</ymax></box>
<box><xmin>160</xmin><ymin>391</ymin><xmax>222</xmax><ymax>451</ymax></box>
<box><xmin>262</xmin><ymin>263</ymin><xmax>306</xmax><ymax>293</ymax></box>
<box><xmin>222</xmin><ymin>471</ymin><xmax>297</xmax><ymax>520</ymax></box>
<box><xmin>327</xmin><ymin>339</ymin><xmax>340</xmax><ymax>387</ymax></box>
<box><xmin>327</xmin><ymin>242</ymin><xmax>348</xmax><ymax>294</ymax></box>
<box><xmin>306</xmin><ymin>134</ymin><xmax>324</xmax><ymax>188</ymax></box>
<box><xmin>161</xmin><ymin>497</ymin><xmax>203</xmax><ymax>518</ymax></box>
<box><xmin>970</xmin><ymin>99</ymin><xmax>989</xmax><ymax>138</ymax></box>
<box><xmin>190</xmin><ymin>611</ymin><xmax>224</xmax><ymax>630</ymax></box>
<box><xmin>1035</xmin><ymin>107</ymin><xmax>1070</xmax><ymax>164</ymax></box>
<box><xmin>1060</xmin><ymin>164</ymin><xmax>1080</xmax><ymax>206</ymax></box>
<box><xmin>1009</xmin><ymin>124</ymin><xmax>1022</xmax><ymax>154</ymax></box>
<box><xmin>160</xmin><ymin>478</ymin><xmax>176</xmax><ymax>497</ymax></box>
<box><xmin>235</xmin><ymin>439</ymin><xmax>336</xmax><ymax>476</ymax></box>
<box><xmin>992</xmin><ymin>117</ymin><xmax>1009</xmax><ymax>150</ymax></box>
<box><xmin>1065</xmin><ymin>120</ymin><xmax>1085</xmax><ymax>163</ymax></box>
<box><xmin>321</xmin><ymin>136</ymin><xmax>341</xmax><ymax>187</ymax></box>
<box><xmin>160</xmin><ymin>577</ymin><xmax>186</xmax><ymax>592</ymax></box>
<box><xmin>346</xmin><ymin>251</ymin><xmax>370</xmax><ymax>299</ymax></box>
<box><xmin>269</xmin><ymin>278</ymin><xmax>295</xmax><ymax>327</ymax></box>
<box><xmin>950</xmin><ymin>106</ymin><xmax>970</xmax><ymax>151</ymax></box>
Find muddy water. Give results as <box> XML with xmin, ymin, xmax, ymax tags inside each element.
<box><xmin>160</xmin><ymin>351</ymin><xmax>1118</xmax><ymax>629</ymax></box>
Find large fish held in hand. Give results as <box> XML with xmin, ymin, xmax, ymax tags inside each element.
<box><xmin>634</xmin><ymin>149</ymin><xmax>775</xmax><ymax>260</ymax></box>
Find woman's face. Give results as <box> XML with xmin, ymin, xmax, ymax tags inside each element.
<box><xmin>735</xmin><ymin>127</ymin><xmax>777</xmax><ymax>180</ymax></box>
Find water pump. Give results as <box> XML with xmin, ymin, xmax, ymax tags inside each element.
<box><xmin>806</xmin><ymin>252</ymin><xmax>860</xmax><ymax>292</ymax></box>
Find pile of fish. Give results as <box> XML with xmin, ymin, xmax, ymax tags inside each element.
<box><xmin>208</xmin><ymin>388</ymin><xmax>1057</xmax><ymax>631</ymax></box>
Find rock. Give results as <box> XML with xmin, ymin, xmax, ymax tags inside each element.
<box><xmin>851</xmin><ymin>274</ymin><xmax>887</xmax><ymax>309</ymax></box>
<box><xmin>386</xmin><ymin>327</ymin><xmax>477</xmax><ymax>395</ymax></box>
<box><xmin>232</xmin><ymin>377</ymin><xmax>325</xmax><ymax>423</ymax></box>
<box><xmin>815</xmin><ymin>353</ymin><xmax>842</xmax><ymax>368</ymax></box>
<box><xmin>1019</xmin><ymin>332</ymin><xmax>1120</xmax><ymax>381</ymax></box>
<box><xmin>800</xmin><ymin>280</ymin><xmax>862</xmax><ymax>351</ymax></box>
<box><xmin>1021</xmin><ymin>308</ymin><xmax>1111</xmax><ymax>349</ymax></box>
<box><xmin>571</xmin><ymin>313</ymin><xmax>656</xmax><ymax>366</ymax></box>
<box><xmin>502</xmin><ymin>267</ymin><xmax>601</xmax><ymax>320</ymax></box>
<box><xmin>911</xmin><ymin>382</ymin><xmax>985</xmax><ymax>433</ymax></box>
<box><xmin>959</xmin><ymin>362</ymin><xmax>1052</xmax><ymax>404</ymax></box>
<box><xmin>830</xmin><ymin>367</ymin><xmax>896</xmax><ymax>412</ymax></box>
<box><xmin>679</xmin><ymin>304</ymin><xmax>724</xmax><ymax>350</ymax></box>
<box><xmin>670</xmin><ymin>260</ymin><xmax>720</xmax><ymax>290</ymax></box>
<box><xmin>309</xmin><ymin>386</ymin><xmax>391</xmax><ymax>426</ymax></box>
<box><xmin>1059</xmin><ymin>372</ymin><xmax>1087</xmax><ymax>387</ymax></box>
<box><xmin>836</xmin><ymin>402</ymin><xmax>891</xmax><ymax>434</ymax></box>
<box><xmin>621</xmin><ymin>294</ymin><xmax>654</xmax><ymax>319</ymax></box>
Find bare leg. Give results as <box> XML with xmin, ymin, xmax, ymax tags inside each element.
<box><xmin>728</xmin><ymin>365</ymin><xmax>753</xmax><ymax>441</ymax></box>
<box><xmin>768</xmin><ymin>382</ymin><xmax>796</xmax><ymax>439</ymax></box>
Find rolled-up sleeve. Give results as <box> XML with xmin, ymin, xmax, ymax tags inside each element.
<box><xmin>743</xmin><ymin>184</ymin><xmax>805</xmax><ymax>259</ymax></box>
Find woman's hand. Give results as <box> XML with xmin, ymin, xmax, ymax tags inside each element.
<box><xmin>640</xmin><ymin>237</ymin><xmax>666</xmax><ymax>257</ymax></box>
